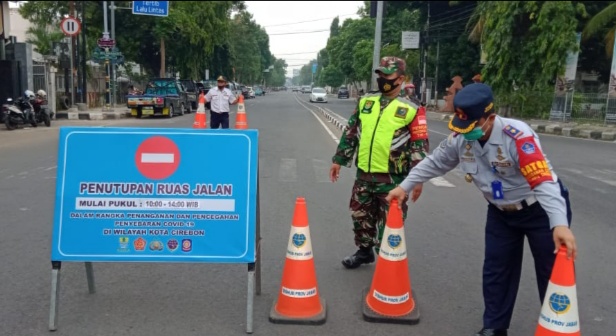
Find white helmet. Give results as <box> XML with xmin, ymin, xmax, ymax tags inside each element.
<box><xmin>24</xmin><ymin>90</ymin><xmax>35</xmax><ymax>100</ymax></box>
<box><xmin>36</xmin><ymin>89</ymin><xmax>47</xmax><ymax>98</ymax></box>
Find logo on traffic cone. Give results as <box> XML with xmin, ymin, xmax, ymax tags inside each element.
<box><xmin>362</xmin><ymin>198</ymin><xmax>420</xmax><ymax>325</ymax></box>
<box><xmin>535</xmin><ymin>245</ymin><xmax>580</xmax><ymax>335</ymax></box>
<box><xmin>193</xmin><ymin>93</ymin><xmax>207</xmax><ymax>129</ymax></box>
<box><xmin>235</xmin><ymin>95</ymin><xmax>248</xmax><ymax>129</ymax></box>
<box><xmin>269</xmin><ymin>197</ymin><xmax>327</xmax><ymax>325</ymax></box>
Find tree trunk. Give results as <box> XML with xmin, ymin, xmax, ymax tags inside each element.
<box><xmin>159</xmin><ymin>38</ymin><xmax>166</xmax><ymax>78</ymax></box>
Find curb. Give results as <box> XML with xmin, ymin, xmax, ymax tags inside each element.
<box><xmin>315</xmin><ymin>106</ymin><xmax>346</xmax><ymax>131</ymax></box>
<box><xmin>56</xmin><ymin>111</ymin><xmax>132</xmax><ymax>120</ymax></box>
<box><xmin>427</xmin><ymin>111</ymin><xmax>616</xmax><ymax>142</ymax></box>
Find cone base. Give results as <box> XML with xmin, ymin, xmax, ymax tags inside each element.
<box><xmin>269</xmin><ymin>298</ymin><xmax>327</xmax><ymax>325</ymax></box>
<box><xmin>361</xmin><ymin>287</ymin><xmax>420</xmax><ymax>325</ymax></box>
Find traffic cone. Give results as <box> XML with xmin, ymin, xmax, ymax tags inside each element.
<box><xmin>235</xmin><ymin>94</ymin><xmax>248</xmax><ymax>129</ymax></box>
<box><xmin>535</xmin><ymin>246</ymin><xmax>580</xmax><ymax>335</ymax></box>
<box><xmin>269</xmin><ymin>197</ymin><xmax>327</xmax><ymax>325</ymax></box>
<box><xmin>193</xmin><ymin>93</ymin><xmax>207</xmax><ymax>129</ymax></box>
<box><xmin>362</xmin><ymin>198</ymin><xmax>420</xmax><ymax>325</ymax></box>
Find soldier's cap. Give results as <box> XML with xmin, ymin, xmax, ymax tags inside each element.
<box><xmin>217</xmin><ymin>75</ymin><xmax>227</xmax><ymax>82</ymax></box>
<box><xmin>374</xmin><ymin>56</ymin><xmax>406</xmax><ymax>76</ymax></box>
<box><xmin>449</xmin><ymin>83</ymin><xmax>495</xmax><ymax>134</ymax></box>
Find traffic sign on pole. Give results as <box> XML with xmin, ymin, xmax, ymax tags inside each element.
<box><xmin>132</xmin><ymin>1</ymin><xmax>169</xmax><ymax>17</ymax></box>
<box><xmin>60</xmin><ymin>17</ymin><xmax>81</xmax><ymax>36</ymax></box>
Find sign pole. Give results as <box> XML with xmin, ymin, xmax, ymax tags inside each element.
<box><xmin>48</xmin><ymin>261</ymin><xmax>61</xmax><ymax>331</ymax></box>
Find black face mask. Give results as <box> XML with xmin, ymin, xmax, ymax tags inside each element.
<box><xmin>377</xmin><ymin>76</ymin><xmax>400</xmax><ymax>93</ymax></box>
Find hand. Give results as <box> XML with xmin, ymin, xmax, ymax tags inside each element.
<box><xmin>385</xmin><ymin>186</ymin><xmax>407</xmax><ymax>208</ymax></box>
<box><xmin>410</xmin><ymin>183</ymin><xmax>423</xmax><ymax>203</ymax></box>
<box><xmin>329</xmin><ymin>163</ymin><xmax>341</xmax><ymax>183</ymax></box>
<box><xmin>553</xmin><ymin>226</ymin><xmax>577</xmax><ymax>260</ymax></box>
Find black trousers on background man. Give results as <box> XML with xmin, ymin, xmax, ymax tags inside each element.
<box><xmin>210</xmin><ymin>111</ymin><xmax>229</xmax><ymax>129</ymax></box>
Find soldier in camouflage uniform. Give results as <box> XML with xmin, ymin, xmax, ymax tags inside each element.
<box><xmin>329</xmin><ymin>56</ymin><xmax>430</xmax><ymax>269</ymax></box>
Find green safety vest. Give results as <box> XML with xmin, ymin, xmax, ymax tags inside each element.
<box><xmin>357</xmin><ymin>95</ymin><xmax>417</xmax><ymax>173</ymax></box>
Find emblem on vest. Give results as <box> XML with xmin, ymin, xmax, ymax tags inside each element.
<box><xmin>395</xmin><ymin>107</ymin><xmax>409</xmax><ymax>118</ymax></box>
<box><xmin>361</xmin><ymin>100</ymin><xmax>374</xmax><ymax>114</ymax></box>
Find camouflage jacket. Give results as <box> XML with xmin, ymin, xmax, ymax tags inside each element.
<box><xmin>332</xmin><ymin>95</ymin><xmax>430</xmax><ymax>178</ymax></box>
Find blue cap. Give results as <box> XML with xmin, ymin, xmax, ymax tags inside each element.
<box><xmin>449</xmin><ymin>83</ymin><xmax>494</xmax><ymax>133</ymax></box>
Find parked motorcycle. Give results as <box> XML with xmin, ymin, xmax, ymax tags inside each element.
<box><xmin>31</xmin><ymin>91</ymin><xmax>52</xmax><ymax>127</ymax></box>
<box><xmin>4</xmin><ymin>96</ymin><xmax>37</xmax><ymax>130</ymax></box>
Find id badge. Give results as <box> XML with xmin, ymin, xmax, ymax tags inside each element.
<box><xmin>491</xmin><ymin>180</ymin><xmax>504</xmax><ymax>200</ymax></box>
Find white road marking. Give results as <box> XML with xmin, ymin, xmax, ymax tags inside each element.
<box><xmin>429</xmin><ymin>176</ymin><xmax>456</xmax><ymax>188</ymax></box>
<box><xmin>294</xmin><ymin>96</ymin><xmax>339</xmax><ymax>142</ymax></box>
<box><xmin>312</xmin><ymin>159</ymin><xmax>332</xmax><ymax>183</ymax></box>
<box><xmin>279</xmin><ymin>158</ymin><xmax>298</xmax><ymax>182</ymax></box>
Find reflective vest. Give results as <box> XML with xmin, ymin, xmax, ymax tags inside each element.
<box><xmin>357</xmin><ymin>95</ymin><xmax>417</xmax><ymax>173</ymax></box>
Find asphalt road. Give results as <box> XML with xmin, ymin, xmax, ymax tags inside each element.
<box><xmin>0</xmin><ymin>91</ymin><xmax>614</xmax><ymax>336</ymax></box>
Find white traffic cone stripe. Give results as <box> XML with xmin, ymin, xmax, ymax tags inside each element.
<box><xmin>238</xmin><ymin>103</ymin><xmax>245</xmax><ymax>112</ymax></box>
<box><xmin>537</xmin><ymin>282</ymin><xmax>580</xmax><ymax>333</ymax></box>
<box><xmin>281</xmin><ymin>286</ymin><xmax>317</xmax><ymax>298</ymax></box>
<box><xmin>379</xmin><ymin>227</ymin><xmax>407</xmax><ymax>262</ymax></box>
<box><xmin>286</xmin><ymin>226</ymin><xmax>313</xmax><ymax>261</ymax></box>
<box><xmin>196</xmin><ymin>103</ymin><xmax>205</xmax><ymax>113</ymax></box>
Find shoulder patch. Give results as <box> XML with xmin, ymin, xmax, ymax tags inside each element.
<box><xmin>503</xmin><ymin>125</ymin><xmax>524</xmax><ymax>139</ymax></box>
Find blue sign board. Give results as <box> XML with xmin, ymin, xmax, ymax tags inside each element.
<box><xmin>312</xmin><ymin>63</ymin><xmax>318</xmax><ymax>74</ymax></box>
<box><xmin>51</xmin><ymin>127</ymin><xmax>258</xmax><ymax>263</ymax></box>
<box><xmin>132</xmin><ymin>1</ymin><xmax>169</xmax><ymax>17</ymax></box>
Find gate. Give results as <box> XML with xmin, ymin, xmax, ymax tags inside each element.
<box><xmin>33</xmin><ymin>62</ymin><xmax>47</xmax><ymax>92</ymax></box>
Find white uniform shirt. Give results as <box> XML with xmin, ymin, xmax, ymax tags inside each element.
<box><xmin>205</xmin><ymin>87</ymin><xmax>236</xmax><ymax>113</ymax></box>
<box><xmin>400</xmin><ymin>116</ymin><xmax>568</xmax><ymax>229</ymax></box>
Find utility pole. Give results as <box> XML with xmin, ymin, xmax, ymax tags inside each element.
<box><xmin>370</xmin><ymin>1</ymin><xmax>384</xmax><ymax>91</ymax></box>
<box><xmin>102</xmin><ymin>0</ymin><xmax>111</xmax><ymax>110</ymax></box>
<box><xmin>81</xmin><ymin>0</ymin><xmax>87</xmax><ymax>105</ymax></box>
<box><xmin>69</xmin><ymin>1</ymin><xmax>76</xmax><ymax>108</ymax></box>
<box><xmin>421</xmin><ymin>2</ymin><xmax>430</xmax><ymax>105</ymax></box>
<box><xmin>160</xmin><ymin>38</ymin><xmax>166</xmax><ymax>77</ymax></box>
<box><xmin>434</xmin><ymin>37</ymin><xmax>440</xmax><ymax>108</ymax></box>
<box><xmin>110</xmin><ymin>1</ymin><xmax>116</xmax><ymax>107</ymax></box>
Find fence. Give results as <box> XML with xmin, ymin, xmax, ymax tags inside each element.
<box><xmin>495</xmin><ymin>91</ymin><xmax>616</xmax><ymax>125</ymax></box>
<box><xmin>33</xmin><ymin>62</ymin><xmax>48</xmax><ymax>93</ymax></box>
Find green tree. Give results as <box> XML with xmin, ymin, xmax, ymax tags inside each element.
<box><xmin>320</xmin><ymin>65</ymin><xmax>344</xmax><ymax>88</ymax></box>
<box><xmin>25</xmin><ymin>23</ymin><xmax>65</xmax><ymax>56</ymax></box>
<box><xmin>478</xmin><ymin>1</ymin><xmax>583</xmax><ymax>97</ymax></box>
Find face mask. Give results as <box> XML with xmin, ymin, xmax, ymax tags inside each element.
<box><xmin>463</xmin><ymin>127</ymin><xmax>485</xmax><ymax>141</ymax></box>
<box><xmin>377</xmin><ymin>77</ymin><xmax>400</xmax><ymax>93</ymax></box>
<box><xmin>463</xmin><ymin>116</ymin><xmax>492</xmax><ymax>140</ymax></box>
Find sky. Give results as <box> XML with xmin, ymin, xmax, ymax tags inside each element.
<box><xmin>244</xmin><ymin>1</ymin><xmax>364</xmax><ymax>77</ymax></box>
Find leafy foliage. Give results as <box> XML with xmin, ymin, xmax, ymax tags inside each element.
<box><xmin>19</xmin><ymin>1</ymin><xmax>280</xmax><ymax>84</ymax></box>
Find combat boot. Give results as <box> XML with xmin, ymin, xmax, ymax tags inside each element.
<box><xmin>474</xmin><ymin>328</ymin><xmax>507</xmax><ymax>336</ymax></box>
<box><xmin>341</xmin><ymin>246</ymin><xmax>375</xmax><ymax>269</ymax></box>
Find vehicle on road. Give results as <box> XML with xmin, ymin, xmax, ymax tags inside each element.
<box><xmin>127</xmin><ymin>78</ymin><xmax>189</xmax><ymax>118</ymax></box>
<box><xmin>254</xmin><ymin>87</ymin><xmax>264</xmax><ymax>96</ymax></box>
<box><xmin>309</xmin><ymin>87</ymin><xmax>328</xmax><ymax>103</ymax></box>
<box><xmin>337</xmin><ymin>86</ymin><xmax>349</xmax><ymax>99</ymax></box>
<box><xmin>301</xmin><ymin>86</ymin><xmax>311</xmax><ymax>93</ymax></box>
<box><xmin>3</xmin><ymin>95</ymin><xmax>37</xmax><ymax>130</ymax></box>
<box><xmin>247</xmin><ymin>87</ymin><xmax>256</xmax><ymax>99</ymax></box>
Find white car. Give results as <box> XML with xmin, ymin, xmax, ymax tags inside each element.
<box><xmin>309</xmin><ymin>87</ymin><xmax>328</xmax><ymax>103</ymax></box>
<box><xmin>247</xmin><ymin>87</ymin><xmax>256</xmax><ymax>98</ymax></box>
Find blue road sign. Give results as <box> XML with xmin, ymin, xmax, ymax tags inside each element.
<box><xmin>51</xmin><ymin>127</ymin><xmax>258</xmax><ymax>263</ymax></box>
<box><xmin>132</xmin><ymin>1</ymin><xmax>169</xmax><ymax>17</ymax></box>
<box><xmin>312</xmin><ymin>63</ymin><xmax>318</xmax><ymax>74</ymax></box>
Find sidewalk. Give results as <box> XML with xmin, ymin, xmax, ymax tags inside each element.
<box><xmin>56</xmin><ymin>107</ymin><xmax>131</xmax><ymax>120</ymax></box>
<box><xmin>427</xmin><ymin>109</ymin><xmax>616</xmax><ymax>142</ymax></box>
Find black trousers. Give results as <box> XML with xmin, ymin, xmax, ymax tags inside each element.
<box><xmin>210</xmin><ymin>111</ymin><xmax>229</xmax><ymax>129</ymax></box>
<box><xmin>482</xmin><ymin>179</ymin><xmax>572</xmax><ymax>329</ymax></box>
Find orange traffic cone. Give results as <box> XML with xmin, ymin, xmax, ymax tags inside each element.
<box><xmin>362</xmin><ymin>198</ymin><xmax>420</xmax><ymax>324</ymax></box>
<box><xmin>535</xmin><ymin>246</ymin><xmax>580</xmax><ymax>335</ymax></box>
<box><xmin>269</xmin><ymin>197</ymin><xmax>327</xmax><ymax>325</ymax></box>
<box><xmin>193</xmin><ymin>93</ymin><xmax>207</xmax><ymax>129</ymax></box>
<box><xmin>235</xmin><ymin>94</ymin><xmax>248</xmax><ymax>129</ymax></box>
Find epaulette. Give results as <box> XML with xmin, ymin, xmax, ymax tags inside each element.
<box><xmin>503</xmin><ymin>125</ymin><xmax>524</xmax><ymax>139</ymax></box>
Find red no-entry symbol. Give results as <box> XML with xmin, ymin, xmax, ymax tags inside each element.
<box><xmin>135</xmin><ymin>136</ymin><xmax>180</xmax><ymax>180</ymax></box>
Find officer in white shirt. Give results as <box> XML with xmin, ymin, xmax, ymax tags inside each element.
<box><xmin>386</xmin><ymin>83</ymin><xmax>577</xmax><ymax>336</ymax></box>
<box><xmin>205</xmin><ymin>75</ymin><xmax>238</xmax><ymax>129</ymax></box>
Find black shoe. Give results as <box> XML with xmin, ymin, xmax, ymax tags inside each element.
<box><xmin>474</xmin><ymin>329</ymin><xmax>508</xmax><ymax>336</ymax></box>
<box><xmin>341</xmin><ymin>247</ymin><xmax>375</xmax><ymax>269</ymax></box>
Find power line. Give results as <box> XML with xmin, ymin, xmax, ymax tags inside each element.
<box><xmin>429</xmin><ymin>6</ymin><xmax>475</xmax><ymax>25</ymax></box>
<box><xmin>263</xmin><ymin>13</ymin><xmax>358</xmax><ymax>28</ymax></box>
<box><xmin>268</xmin><ymin>29</ymin><xmax>329</xmax><ymax>36</ymax></box>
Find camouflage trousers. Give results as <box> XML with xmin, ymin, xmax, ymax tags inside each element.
<box><xmin>349</xmin><ymin>173</ymin><xmax>408</xmax><ymax>253</ymax></box>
